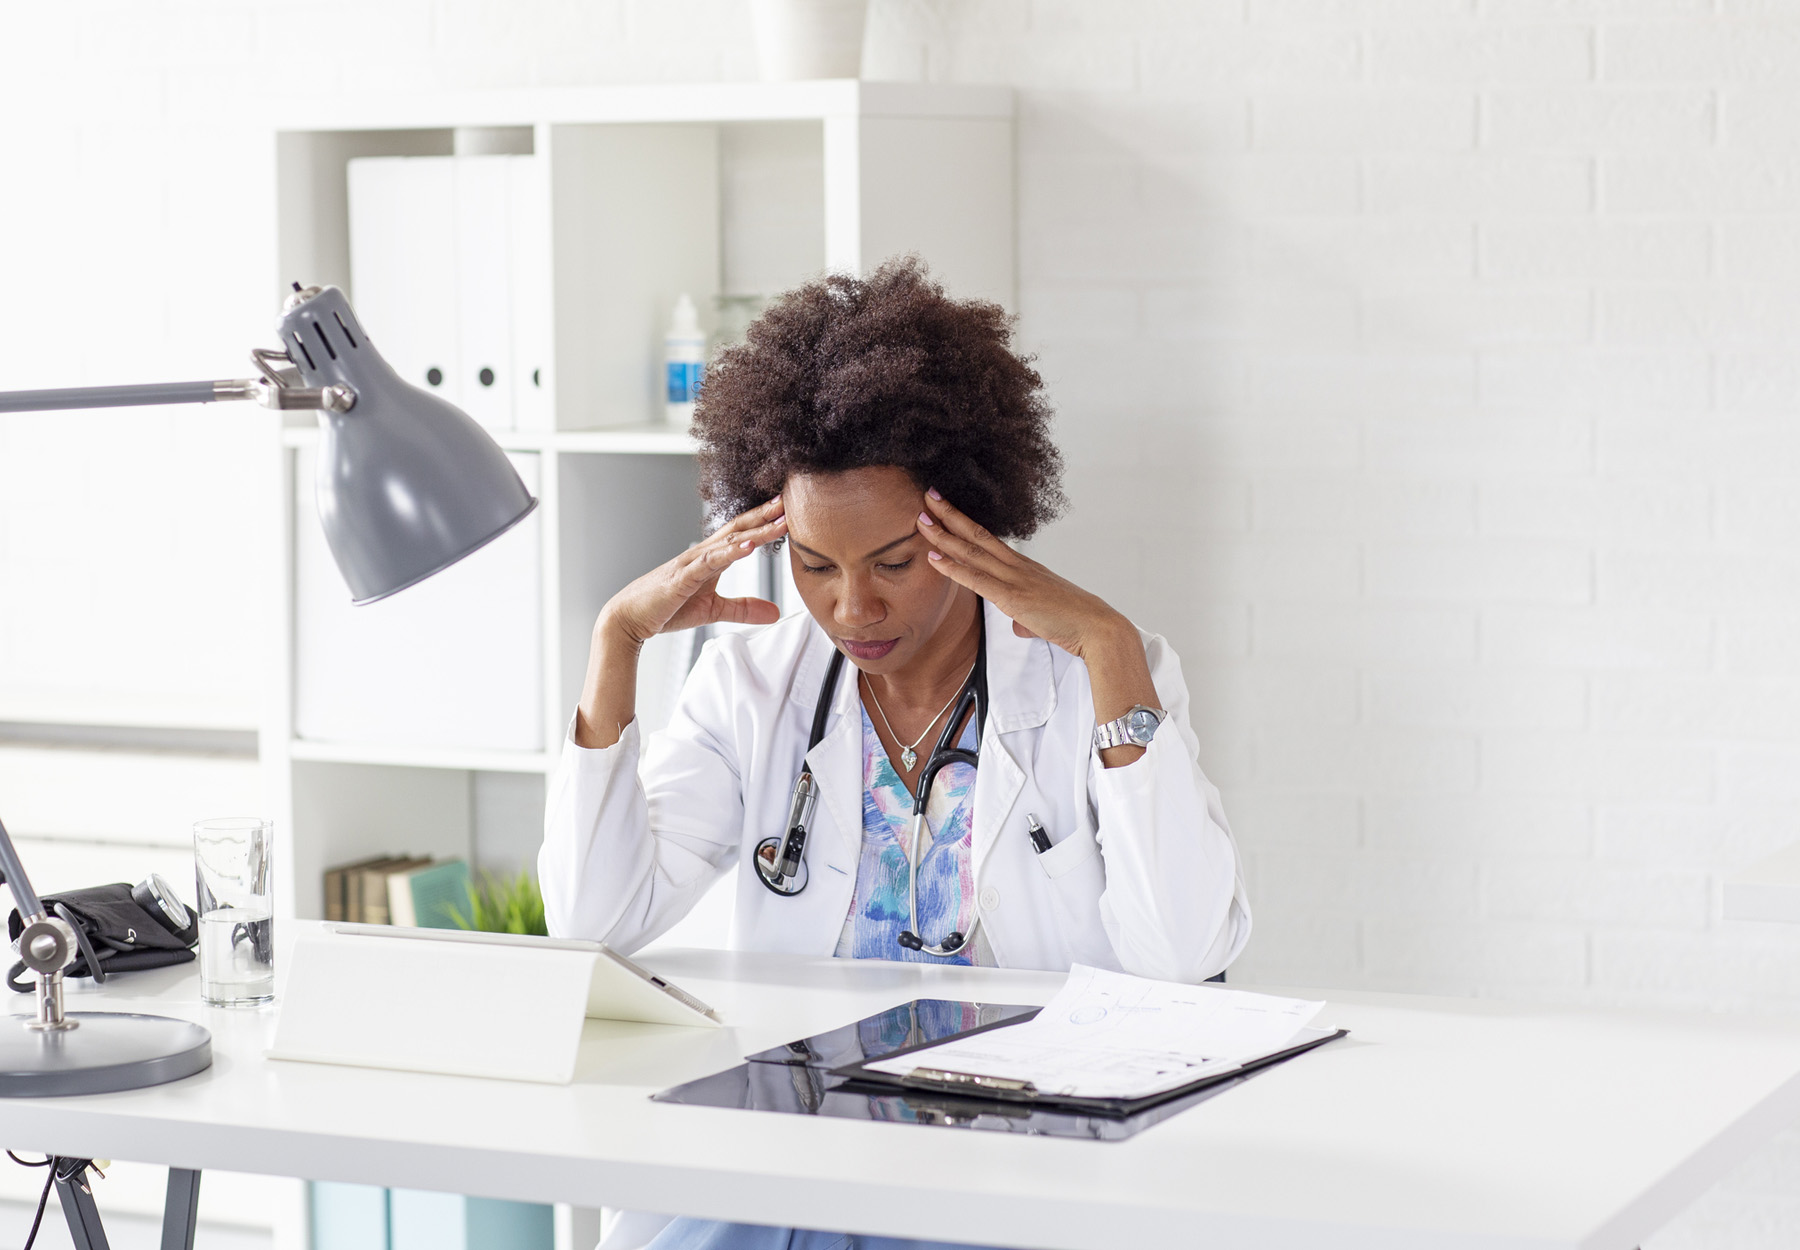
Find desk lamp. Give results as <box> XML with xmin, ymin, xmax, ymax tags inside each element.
<box><xmin>0</xmin><ymin>283</ymin><xmax>537</xmax><ymax>1094</ymax></box>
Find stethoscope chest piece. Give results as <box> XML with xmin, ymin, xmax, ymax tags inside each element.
<box><xmin>755</xmin><ymin>649</ymin><xmax>844</xmax><ymax>898</ymax></box>
<box><xmin>754</xmin><ymin>765</ymin><xmax>816</xmax><ymax>897</ymax></box>
<box><xmin>754</xmin><ymin>839</ymin><xmax>809</xmax><ymax>895</ymax></box>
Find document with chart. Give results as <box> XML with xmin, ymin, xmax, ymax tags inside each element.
<box><xmin>858</xmin><ymin>964</ymin><xmax>1331</xmax><ymax>1102</ymax></box>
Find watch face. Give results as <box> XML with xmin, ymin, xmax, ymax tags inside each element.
<box><xmin>1126</xmin><ymin>708</ymin><xmax>1160</xmax><ymax>744</ymax></box>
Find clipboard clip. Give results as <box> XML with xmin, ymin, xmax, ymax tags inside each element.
<box><xmin>906</xmin><ymin>1067</ymin><xmax>1038</xmax><ymax>1096</ymax></box>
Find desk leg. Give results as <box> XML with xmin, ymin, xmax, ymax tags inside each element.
<box><xmin>52</xmin><ymin>1160</ymin><xmax>112</xmax><ymax>1250</ymax></box>
<box><xmin>161</xmin><ymin>1168</ymin><xmax>201</xmax><ymax>1250</ymax></box>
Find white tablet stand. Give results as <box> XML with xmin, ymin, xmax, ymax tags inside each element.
<box><xmin>270</xmin><ymin>925</ymin><xmax>719</xmax><ymax>1084</ymax></box>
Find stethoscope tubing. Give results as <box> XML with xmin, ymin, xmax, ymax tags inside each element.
<box><xmin>900</xmin><ymin>676</ymin><xmax>984</xmax><ymax>958</ymax></box>
<box><xmin>754</xmin><ymin>608</ymin><xmax>989</xmax><ymax>962</ymax></box>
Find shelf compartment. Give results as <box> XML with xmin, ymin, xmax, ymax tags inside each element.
<box><xmin>275</xmin><ymin>80</ymin><xmax>1013</xmax><ymax>133</ymax></box>
<box><xmin>287</xmin><ymin>739</ymin><xmax>556</xmax><ymax>773</ymax></box>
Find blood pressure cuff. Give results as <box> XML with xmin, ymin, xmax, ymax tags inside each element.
<box><xmin>6</xmin><ymin>882</ymin><xmax>199</xmax><ymax>993</ymax></box>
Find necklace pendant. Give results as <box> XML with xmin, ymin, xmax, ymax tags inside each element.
<box><xmin>900</xmin><ymin>746</ymin><xmax>917</xmax><ymax>771</ymax></box>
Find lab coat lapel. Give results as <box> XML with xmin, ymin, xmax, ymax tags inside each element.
<box><xmin>972</xmin><ymin>601</ymin><xmax>1055</xmax><ymax>865</ymax></box>
<box><xmin>971</xmin><ymin>724</ymin><xmax>1026</xmax><ymax>868</ymax></box>
<box><xmin>800</xmin><ymin>641</ymin><xmax>864</xmax><ymax>941</ymax></box>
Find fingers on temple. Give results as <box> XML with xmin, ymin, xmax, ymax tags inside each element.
<box><xmin>924</xmin><ymin>490</ymin><xmax>990</xmax><ymax>540</ymax></box>
<box><xmin>719</xmin><ymin>496</ymin><xmax>786</xmax><ymax>541</ymax></box>
<box><xmin>921</xmin><ymin>520</ymin><xmax>1005</xmax><ymax>571</ymax></box>
<box><xmin>926</xmin><ymin>547</ymin><xmax>998</xmax><ymax>592</ymax></box>
<box><xmin>923</xmin><ymin>503</ymin><xmax>1014</xmax><ymax>568</ymax></box>
<box><xmin>709</xmin><ymin>511</ymin><xmax>786</xmax><ymax>558</ymax></box>
<box><xmin>740</xmin><ymin>493</ymin><xmax>785</xmax><ymax>520</ymax></box>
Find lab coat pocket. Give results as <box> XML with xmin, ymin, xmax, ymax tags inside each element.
<box><xmin>1033</xmin><ymin>823</ymin><xmax>1101</xmax><ymax>882</ymax></box>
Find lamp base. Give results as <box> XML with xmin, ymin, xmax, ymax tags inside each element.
<box><xmin>0</xmin><ymin>1012</ymin><xmax>211</xmax><ymax>1096</ymax></box>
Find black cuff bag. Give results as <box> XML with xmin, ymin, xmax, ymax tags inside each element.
<box><xmin>7</xmin><ymin>882</ymin><xmax>199</xmax><ymax>993</ymax></box>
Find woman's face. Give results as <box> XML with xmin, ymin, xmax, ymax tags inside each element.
<box><xmin>782</xmin><ymin>466</ymin><xmax>976</xmax><ymax>677</ymax></box>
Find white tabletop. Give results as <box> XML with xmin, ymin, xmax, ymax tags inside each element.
<box><xmin>1724</xmin><ymin>842</ymin><xmax>1800</xmax><ymax>923</ymax></box>
<box><xmin>9</xmin><ymin>929</ymin><xmax>1800</xmax><ymax>1250</ymax></box>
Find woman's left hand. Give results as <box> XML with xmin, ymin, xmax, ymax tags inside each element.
<box><xmin>916</xmin><ymin>490</ymin><xmax>1132</xmax><ymax>661</ymax></box>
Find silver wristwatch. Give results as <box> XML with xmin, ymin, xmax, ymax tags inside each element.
<box><xmin>1094</xmin><ymin>704</ymin><xmax>1165</xmax><ymax>751</ymax></box>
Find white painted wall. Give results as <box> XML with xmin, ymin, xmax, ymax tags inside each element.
<box><xmin>4</xmin><ymin>1</ymin><xmax>1800</xmax><ymax>1245</ymax></box>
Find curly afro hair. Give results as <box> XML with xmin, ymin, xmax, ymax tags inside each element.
<box><xmin>693</xmin><ymin>256</ymin><xmax>1065</xmax><ymax>540</ymax></box>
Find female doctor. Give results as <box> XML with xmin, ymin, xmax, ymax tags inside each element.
<box><xmin>539</xmin><ymin>259</ymin><xmax>1250</xmax><ymax>1250</ymax></box>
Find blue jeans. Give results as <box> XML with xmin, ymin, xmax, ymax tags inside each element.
<box><xmin>646</xmin><ymin>1219</ymin><xmax>1003</xmax><ymax>1250</ymax></box>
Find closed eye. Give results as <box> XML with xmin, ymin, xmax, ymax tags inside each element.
<box><xmin>799</xmin><ymin>562</ymin><xmax>834</xmax><ymax>575</ymax></box>
<box><xmin>878</xmin><ymin>559</ymin><xmax>912</xmax><ymax>572</ymax></box>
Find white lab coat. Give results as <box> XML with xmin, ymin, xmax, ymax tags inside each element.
<box><xmin>540</xmin><ymin>600</ymin><xmax>1250</xmax><ymax>983</ymax></box>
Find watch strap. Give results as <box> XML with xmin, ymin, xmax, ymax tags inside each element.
<box><xmin>1094</xmin><ymin>704</ymin><xmax>1165</xmax><ymax>752</ymax></box>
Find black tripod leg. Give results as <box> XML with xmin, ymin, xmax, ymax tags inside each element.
<box><xmin>161</xmin><ymin>1169</ymin><xmax>201</xmax><ymax>1250</ymax></box>
<box><xmin>53</xmin><ymin>1160</ymin><xmax>112</xmax><ymax>1250</ymax></box>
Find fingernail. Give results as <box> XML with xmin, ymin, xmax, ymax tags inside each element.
<box><xmin>918</xmin><ymin>511</ymin><xmax>934</xmax><ymax>527</ymax></box>
<box><xmin>928</xmin><ymin>488</ymin><xmax>942</xmax><ymax>500</ymax></box>
<box><xmin>929</xmin><ymin>550</ymin><xmax>943</xmax><ymax>561</ymax></box>
<box><xmin>740</xmin><ymin>539</ymin><xmax>753</xmax><ymax>549</ymax></box>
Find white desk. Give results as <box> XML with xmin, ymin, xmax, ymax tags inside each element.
<box><xmin>9</xmin><ymin>928</ymin><xmax>1800</xmax><ymax>1250</ymax></box>
<box><xmin>1724</xmin><ymin>842</ymin><xmax>1800</xmax><ymax>923</ymax></box>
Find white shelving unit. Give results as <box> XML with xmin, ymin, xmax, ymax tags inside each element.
<box><xmin>267</xmin><ymin>79</ymin><xmax>1015</xmax><ymax>925</ymax></box>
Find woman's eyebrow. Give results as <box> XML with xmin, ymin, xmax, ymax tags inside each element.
<box><xmin>864</xmin><ymin>534</ymin><xmax>918</xmax><ymax>559</ymax></box>
<box><xmin>789</xmin><ymin>534</ymin><xmax>917</xmax><ymax>562</ymax></box>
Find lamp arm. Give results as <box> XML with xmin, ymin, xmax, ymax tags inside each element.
<box><xmin>0</xmin><ymin>375</ymin><xmax>354</xmax><ymax>415</ymax></box>
<box><xmin>0</xmin><ymin>380</ymin><xmax>232</xmax><ymax>413</ymax></box>
<box><xmin>0</xmin><ymin>814</ymin><xmax>44</xmax><ymax>920</ymax></box>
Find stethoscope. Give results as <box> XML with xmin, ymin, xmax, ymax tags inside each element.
<box><xmin>755</xmin><ymin>613</ymin><xmax>989</xmax><ymax>959</ymax></box>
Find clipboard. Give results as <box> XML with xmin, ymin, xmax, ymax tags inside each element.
<box><xmin>831</xmin><ymin>1012</ymin><xmax>1349</xmax><ymax>1119</ymax></box>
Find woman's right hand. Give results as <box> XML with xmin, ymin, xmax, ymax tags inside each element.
<box><xmin>578</xmin><ymin>496</ymin><xmax>787</xmax><ymax>749</ymax></box>
<box><xmin>599</xmin><ymin>495</ymin><xmax>788</xmax><ymax>647</ymax></box>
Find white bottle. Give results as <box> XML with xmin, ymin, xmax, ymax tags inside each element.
<box><xmin>664</xmin><ymin>294</ymin><xmax>705</xmax><ymax>426</ymax></box>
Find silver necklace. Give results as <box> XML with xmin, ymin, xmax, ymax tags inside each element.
<box><xmin>863</xmin><ymin>659</ymin><xmax>977</xmax><ymax>772</ymax></box>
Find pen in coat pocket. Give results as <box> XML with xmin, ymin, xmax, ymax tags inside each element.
<box><xmin>1026</xmin><ymin>813</ymin><xmax>1053</xmax><ymax>854</ymax></box>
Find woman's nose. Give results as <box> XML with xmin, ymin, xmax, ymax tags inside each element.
<box><xmin>836</xmin><ymin>577</ymin><xmax>885</xmax><ymax>629</ymax></box>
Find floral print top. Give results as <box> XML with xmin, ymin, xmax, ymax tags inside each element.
<box><xmin>833</xmin><ymin>703</ymin><xmax>985</xmax><ymax>965</ymax></box>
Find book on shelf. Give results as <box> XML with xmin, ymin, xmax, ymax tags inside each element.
<box><xmin>359</xmin><ymin>857</ymin><xmax>431</xmax><ymax>925</ymax></box>
<box><xmin>388</xmin><ymin>859</ymin><xmax>472</xmax><ymax>929</ymax></box>
<box><xmin>324</xmin><ymin>856</ymin><xmax>396</xmax><ymax>923</ymax></box>
<box><xmin>324</xmin><ymin>855</ymin><xmax>471</xmax><ymax>927</ymax></box>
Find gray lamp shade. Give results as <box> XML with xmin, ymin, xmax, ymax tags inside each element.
<box><xmin>278</xmin><ymin>286</ymin><xmax>537</xmax><ymax>604</ymax></box>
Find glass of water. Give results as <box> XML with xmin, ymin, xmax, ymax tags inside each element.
<box><xmin>193</xmin><ymin>817</ymin><xmax>275</xmax><ymax>1006</ymax></box>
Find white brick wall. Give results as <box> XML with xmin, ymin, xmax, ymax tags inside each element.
<box><xmin>6</xmin><ymin>0</ymin><xmax>1800</xmax><ymax>1244</ymax></box>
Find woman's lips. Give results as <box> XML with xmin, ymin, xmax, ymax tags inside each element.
<box><xmin>840</xmin><ymin>637</ymin><xmax>899</xmax><ymax>661</ymax></box>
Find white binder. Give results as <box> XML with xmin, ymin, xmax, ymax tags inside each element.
<box><xmin>350</xmin><ymin>153</ymin><xmax>546</xmax><ymax>433</ymax></box>
<box><xmin>348</xmin><ymin>157</ymin><xmax>460</xmax><ymax>407</ymax></box>
<box><xmin>453</xmin><ymin>156</ymin><xmax>515</xmax><ymax>431</ymax></box>
<box><xmin>508</xmin><ymin>154</ymin><xmax>554</xmax><ymax>432</ymax></box>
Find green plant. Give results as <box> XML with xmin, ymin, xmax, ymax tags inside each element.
<box><xmin>449</xmin><ymin>868</ymin><xmax>548</xmax><ymax>936</ymax></box>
